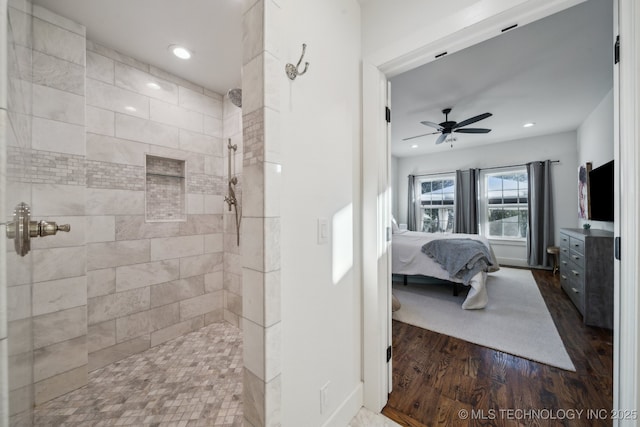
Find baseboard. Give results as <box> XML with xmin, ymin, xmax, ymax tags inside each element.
<box><xmin>496</xmin><ymin>257</ymin><xmax>529</xmax><ymax>268</ymax></box>
<box><xmin>321</xmin><ymin>382</ymin><xmax>363</xmax><ymax>427</ymax></box>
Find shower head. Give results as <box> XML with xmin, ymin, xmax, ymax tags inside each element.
<box><xmin>227</xmin><ymin>88</ymin><xmax>242</xmax><ymax>108</ymax></box>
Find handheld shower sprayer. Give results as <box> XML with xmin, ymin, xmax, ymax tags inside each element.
<box><xmin>225</xmin><ymin>139</ymin><xmax>242</xmax><ymax>245</ymax></box>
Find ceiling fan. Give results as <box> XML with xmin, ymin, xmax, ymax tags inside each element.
<box><xmin>403</xmin><ymin>108</ymin><xmax>492</xmax><ymax>145</ymax></box>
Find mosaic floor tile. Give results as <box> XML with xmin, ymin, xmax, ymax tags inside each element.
<box><xmin>34</xmin><ymin>323</ymin><xmax>243</xmax><ymax>426</ymax></box>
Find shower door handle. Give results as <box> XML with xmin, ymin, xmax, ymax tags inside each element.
<box><xmin>5</xmin><ymin>202</ymin><xmax>71</xmax><ymax>257</ymax></box>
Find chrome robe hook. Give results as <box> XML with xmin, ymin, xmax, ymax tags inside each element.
<box><xmin>285</xmin><ymin>43</ymin><xmax>309</xmax><ymax>80</ymax></box>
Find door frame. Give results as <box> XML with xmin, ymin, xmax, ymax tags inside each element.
<box><xmin>361</xmin><ymin>0</ymin><xmax>636</xmax><ymax>419</ymax></box>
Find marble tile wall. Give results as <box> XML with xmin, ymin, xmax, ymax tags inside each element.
<box><xmin>241</xmin><ymin>0</ymin><xmax>283</xmax><ymax>426</ymax></box>
<box><xmin>84</xmin><ymin>40</ymin><xmax>228</xmax><ymax>372</ymax></box>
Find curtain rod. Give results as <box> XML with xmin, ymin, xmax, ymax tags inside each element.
<box><xmin>410</xmin><ymin>160</ymin><xmax>560</xmax><ymax>178</ymax></box>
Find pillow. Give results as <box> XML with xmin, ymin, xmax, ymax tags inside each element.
<box><xmin>391</xmin><ymin>216</ymin><xmax>400</xmax><ymax>233</ymax></box>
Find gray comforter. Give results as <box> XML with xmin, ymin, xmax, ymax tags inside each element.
<box><xmin>421</xmin><ymin>238</ymin><xmax>495</xmax><ymax>285</ymax></box>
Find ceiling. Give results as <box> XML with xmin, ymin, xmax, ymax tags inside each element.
<box><xmin>390</xmin><ymin>0</ymin><xmax>613</xmax><ymax>158</ymax></box>
<box><xmin>32</xmin><ymin>0</ymin><xmax>243</xmax><ymax>95</ymax></box>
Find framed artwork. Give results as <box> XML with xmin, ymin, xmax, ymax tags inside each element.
<box><xmin>578</xmin><ymin>162</ymin><xmax>592</xmax><ymax>219</ymax></box>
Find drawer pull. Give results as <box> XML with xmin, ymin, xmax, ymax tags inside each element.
<box><xmin>561</xmin><ymin>260</ymin><xmax>567</xmax><ymax>265</ymax></box>
<box><xmin>571</xmin><ymin>287</ymin><xmax>580</xmax><ymax>293</ymax></box>
<box><xmin>561</xmin><ymin>275</ymin><xmax>567</xmax><ymax>280</ymax></box>
<box><xmin>572</xmin><ymin>255</ymin><xmax>580</xmax><ymax>260</ymax></box>
<box><xmin>574</xmin><ymin>243</ymin><xmax>580</xmax><ymax>247</ymax></box>
<box><xmin>561</xmin><ymin>248</ymin><xmax>568</xmax><ymax>253</ymax></box>
<box><xmin>571</xmin><ymin>270</ymin><xmax>580</xmax><ymax>276</ymax></box>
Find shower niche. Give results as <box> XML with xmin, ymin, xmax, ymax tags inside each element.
<box><xmin>145</xmin><ymin>155</ymin><xmax>186</xmax><ymax>222</ymax></box>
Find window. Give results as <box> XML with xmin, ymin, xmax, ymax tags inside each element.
<box><xmin>418</xmin><ymin>175</ymin><xmax>455</xmax><ymax>233</ymax></box>
<box><xmin>482</xmin><ymin>169</ymin><xmax>528</xmax><ymax>239</ymax></box>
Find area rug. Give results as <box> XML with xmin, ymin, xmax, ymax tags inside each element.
<box><xmin>392</xmin><ymin>267</ymin><xmax>575</xmax><ymax>371</ymax></box>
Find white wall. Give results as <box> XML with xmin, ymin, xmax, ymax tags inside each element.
<box><xmin>280</xmin><ymin>1</ymin><xmax>363</xmax><ymax>425</ymax></box>
<box><xmin>577</xmin><ymin>88</ymin><xmax>614</xmax><ymax>232</ymax></box>
<box><xmin>394</xmin><ymin>131</ymin><xmax>578</xmax><ymax>266</ymax></box>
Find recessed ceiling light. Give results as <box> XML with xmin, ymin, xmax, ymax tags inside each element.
<box><xmin>170</xmin><ymin>45</ymin><xmax>192</xmax><ymax>60</ymax></box>
<box><xmin>124</xmin><ymin>106</ymin><xmax>137</xmax><ymax>112</ymax></box>
<box><xmin>147</xmin><ymin>82</ymin><xmax>161</xmax><ymax>90</ymax></box>
<box><xmin>523</xmin><ymin>122</ymin><xmax>535</xmax><ymax>128</ymax></box>
<box><xmin>411</xmin><ymin>144</ymin><xmax>419</xmax><ymax>149</ymax></box>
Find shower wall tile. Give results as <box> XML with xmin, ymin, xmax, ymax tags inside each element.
<box><xmin>225</xmin><ymin>272</ymin><xmax>242</xmax><ymax>296</ymax></box>
<box><xmin>32</xmin><ymin>5</ymin><xmax>84</xmax><ymax>36</ymax></box>
<box><xmin>150</xmin><ymin>316</ymin><xmax>203</xmax><ymax>347</ymax></box>
<box><xmin>242</xmin><ymin>54</ymin><xmax>264</xmax><ymax>115</ymax></box>
<box><xmin>115</xmin><ymin>215</ymin><xmax>180</xmax><ymax>240</ymax></box>
<box><xmin>85</xmin><ymin>215</ymin><xmax>115</xmax><ymax>243</ymax></box>
<box><xmin>179</xmin><ymin>128</ymin><xmax>221</xmax><ymax>156</ymax></box>
<box><xmin>86</xmin><ymin>51</ymin><xmax>114</xmax><ymax>84</ymax></box>
<box><xmin>149</xmin><ymin>235</ymin><xmax>204</xmax><ymax>261</ymax></box>
<box><xmin>205</xmin><ymin>271</ymin><xmax>224</xmax><ymax>293</ymax></box>
<box><xmin>115</xmin><ymin>113</ymin><xmax>179</xmax><ymax>148</ymax></box>
<box><xmin>7</xmin><ymin>285</ymin><xmax>31</xmax><ymax>321</ymax></box>
<box><xmin>86</xmin><ymin>133</ymin><xmax>148</xmax><ymax>166</ymax></box>
<box><xmin>150</xmin><ymin>98</ymin><xmax>203</xmax><ymax>133</ymax></box>
<box><xmin>115</xmin><ymin>62</ymin><xmax>178</xmax><ymax>104</ymax></box>
<box><xmin>31</xmin><ymin>247</ymin><xmax>86</xmax><ymax>283</ymax></box>
<box><xmin>115</xmin><ymin>303</ymin><xmax>179</xmax><ymax>343</ymax></box>
<box><xmin>86</xmin><ymin>188</ymin><xmax>145</xmax><ymax>215</ymax></box>
<box><xmin>87</xmin><ymin>40</ymin><xmax>149</xmax><ymax>73</ymax></box>
<box><xmin>179</xmin><ymin>214</ymin><xmax>223</xmax><ymax>235</ymax></box>
<box><xmin>33</xmin><ymin>336</ymin><xmax>87</xmax><ymax>382</ymax></box>
<box><xmin>33</xmin><ymin>83</ymin><xmax>84</xmax><ymax>125</ymax></box>
<box><xmin>204</xmin><ymin>115</ymin><xmax>224</xmax><ymax>138</ymax></box>
<box><xmin>32</xmin><ymin>51</ymin><xmax>84</xmax><ymax>95</ymax></box>
<box><xmin>32</xmin><ymin>18</ymin><xmax>85</xmax><ymax>65</ymax></box>
<box><xmin>31</xmin><ymin>184</ymin><xmax>84</xmax><ymax>216</ymax></box>
<box><xmin>87</xmin><ymin>268</ymin><xmax>116</xmax><ymax>298</ymax></box>
<box><xmin>179</xmin><ymin>253</ymin><xmax>224</xmax><ymax>278</ymax></box>
<box><xmin>87</xmin><ymin>240</ymin><xmax>150</xmax><ymax>270</ymax></box>
<box><xmin>149</xmin><ymin>65</ymin><xmax>202</xmax><ymax>94</ymax></box>
<box><xmin>7</xmin><ymin>7</ymin><xmax>31</xmax><ymax>48</ymax></box>
<box><xmin>187</xmin><ymin>194</ymin><xmax>204</xmax><ymax>214</ymax></box>
<box><xmin>8</xmin><ymin>78</ymin><xmax>31</xmax><ymax>115</ymax></box>
<box><xmin>87</xmin><ymin>321</ymin><xmax>115</xmax><ymax>353</ymax></box>
<box><xmin>205</xmin><ymin>233</ymin><xmax>224</xmax><ymax>253</ymax></box>
<box><xmin>32</xmin><ymin>117</ymin><xmax>85</xmax><ymax>155</ymax></box>
<box><xmin>150</xmin><ymin>276</ymin><xmax>204</xmax><ymax>308</ymax></box>
<box><xmin>34</xmin><ymin>365</ymin><xmax>87</xmax><ymax>406</ymax></box>
<box><xmin>33</xmin><ymin>306</ymin><xmax>87</xmax><ymax>350</ymax></box>
<box><xmin>88</xmin><ymin>287</ymin><xmax>150</xmax><ymax>325</ymax></box>
<box><xmin>88</xmin><ymin>335</ymin><xmax>150</xmax><ymax>371</ymax></box>
<box><xmin>115</xmin><ymin>259</ymin><xmax>180</xmax><ymax>292</ymax></box>
<box><xmin>243</xmin><ymin>0</ymin><xmax>264</xmax><ymax>65</ymax></box>
<box><xmin>179</xmin><ymin>86</ymin><xmax>222</xmax><ymax>118</ymax></box>
<box><xmin>86</xmin><ymin>106</ymin><xmax>115</xmax><ymax>136</ymax></box>
<box><xmin>205</xmin><ymin>195</ymin><xmax>225</xmax><ymax>214</ymax></box>
<box><xmin>179</xmin><ymin>291</ymin><xmax>223</xmax><ymax>320</ymax></box>
<box><xmin>87</xmin><ymin>78</ymin><xmax>149</xmax><ymax>119</ymax></box>
<box><xmin>8</xmin><ymin>319</ymin><xmax>31</xmax><ymax>356</ymax></box>
<box><xmin>32</xmin><ymin>276</ymin><xmax>87</xmax><ymax>316</ymax></box>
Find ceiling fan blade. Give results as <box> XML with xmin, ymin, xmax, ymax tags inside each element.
<box><xmin>453</xmin><ymin>112</ymin><xmax>492</xmax><ymax>129</ymax></box>
<box><xmin>435</xmin><ymin>133</ymin><xmax>449</xmax><ymax>145</ymax></box>
<box><xmin>420</xmin><ymin>120</ymin><xmax>444</xmax><ymax>130</ymax></box>
<box><xmin>402</xmin><ymin>131</ymin><xmax>440</xmax><ymax>141</ymax></box>
<box><xmin>454</xmin><ymin>128</ymin><xmax>491</xmax><ymax>134</ymax></box>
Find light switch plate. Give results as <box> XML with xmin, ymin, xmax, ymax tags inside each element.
<box><xmin>317</xmin><ymin>218</ymin><xmax>328</xmax><ymax>245</ymax></box>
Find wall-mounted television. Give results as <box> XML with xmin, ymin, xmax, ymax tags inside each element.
<box><xmin>588</xmin><ymin>160</ymin><xmax>614</xmax><ymax>222</ymax></box>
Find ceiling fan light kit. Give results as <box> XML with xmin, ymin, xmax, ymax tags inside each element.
<box><xmin>403</xmin><ymin>107</ymin><xmax>492</xmax><ymax>145</ymax></box>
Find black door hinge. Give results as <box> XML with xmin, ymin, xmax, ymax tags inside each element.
<box><xmin>615</xmin><ymin>236</ymin><xmax>621</xmax><ymax>260</ymax></box>
<box><xmin>615</xmin><ymin>35</ymin><xmax>620</xmax><ymax>64</ymax></box>
<box><xmin>385</xmin><ymin>107</ymin><xmax>391</xmax><ymax>123</ymax></box>
<box><xmin>386</xmin><ymin>346</ymin><xmax>392</xmax><ymax>362</ymax></box>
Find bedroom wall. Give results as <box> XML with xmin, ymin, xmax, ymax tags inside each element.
<box><xmin>279</xmin><ymin>0</ymin><xmax>363</xmax><ymax>425</ymax></box>
<box><xmin>394</xmin><ymin>131</ymin><xmax>578</xmax><ymax>266</ymax></box>
<box><xmin>577</xmin><ymin>88</ymin><xmax>614</xmax><ymax>232</ymax></box>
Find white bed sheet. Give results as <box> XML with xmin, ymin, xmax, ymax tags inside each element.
<box><xmin>391</xmin><ymin>230</ymin><xmax>499</xmax><ymax>309</ymax></box>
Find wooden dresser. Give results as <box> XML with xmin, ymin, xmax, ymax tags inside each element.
<box><xmin>559</xmin><ymin>228</ymin><xmax>614</xmax><ymax>329</ymax></box>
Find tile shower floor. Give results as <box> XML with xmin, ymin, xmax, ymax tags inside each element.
<box><xmin>34</xmin><ymin>323</ymin><xmax>243</xmax><ymax>427</ymax></box>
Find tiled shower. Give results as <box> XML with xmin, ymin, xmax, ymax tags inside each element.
<box><xmin>2</xmin><ymin>1</ymin><xmax>243</xmax><ymax>424</ymax></box>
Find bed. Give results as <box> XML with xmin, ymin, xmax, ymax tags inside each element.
<box><xmin>391</xmin><ymin>230</ymin><xmax>499</xmax><ymax>309</ymax></box>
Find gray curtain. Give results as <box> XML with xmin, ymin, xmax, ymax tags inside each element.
<box><xmin>454</xmin><ymin>169</ymin><xmax>479</xmax><ymax>234</ymax></box>
<box><xmin>407</xmin><ymin>175</ymin><xmax>417</xmax><ymax>231</ymax></box>
<box><xmin>527</xmin><ymin>160</ymin><xmax>554</xmax><ymax>267</ymax></box>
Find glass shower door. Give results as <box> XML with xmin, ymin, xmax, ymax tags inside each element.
<box><xmin>3</xmin><ymin>1</ymin><xmax>35</xmax><ymax>425</ymax></box>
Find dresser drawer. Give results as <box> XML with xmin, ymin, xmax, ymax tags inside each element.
<box><xmin>568</xmin><ymin>249</ymin><xmax>585</xmax><ymax>268</ymax></box>
<box><xmin>569</xmin><ymin>237</ymin><xmax>585</xmax><ymax>255</ymax></box>
<box><xmin>564</xmin><ymin>273</ymin><xmax>584</xmax><ymax>313</ymax></box>
<box><xmin>559</xmin><ymin>233</ymin><xmax>570</xmax><ymax>249</ymax></box>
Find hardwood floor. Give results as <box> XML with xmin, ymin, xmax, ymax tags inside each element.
<box><xmin>382</xmin><ymin>269</ymin><xmax>613</xmax><ymax>427</ymax></box>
